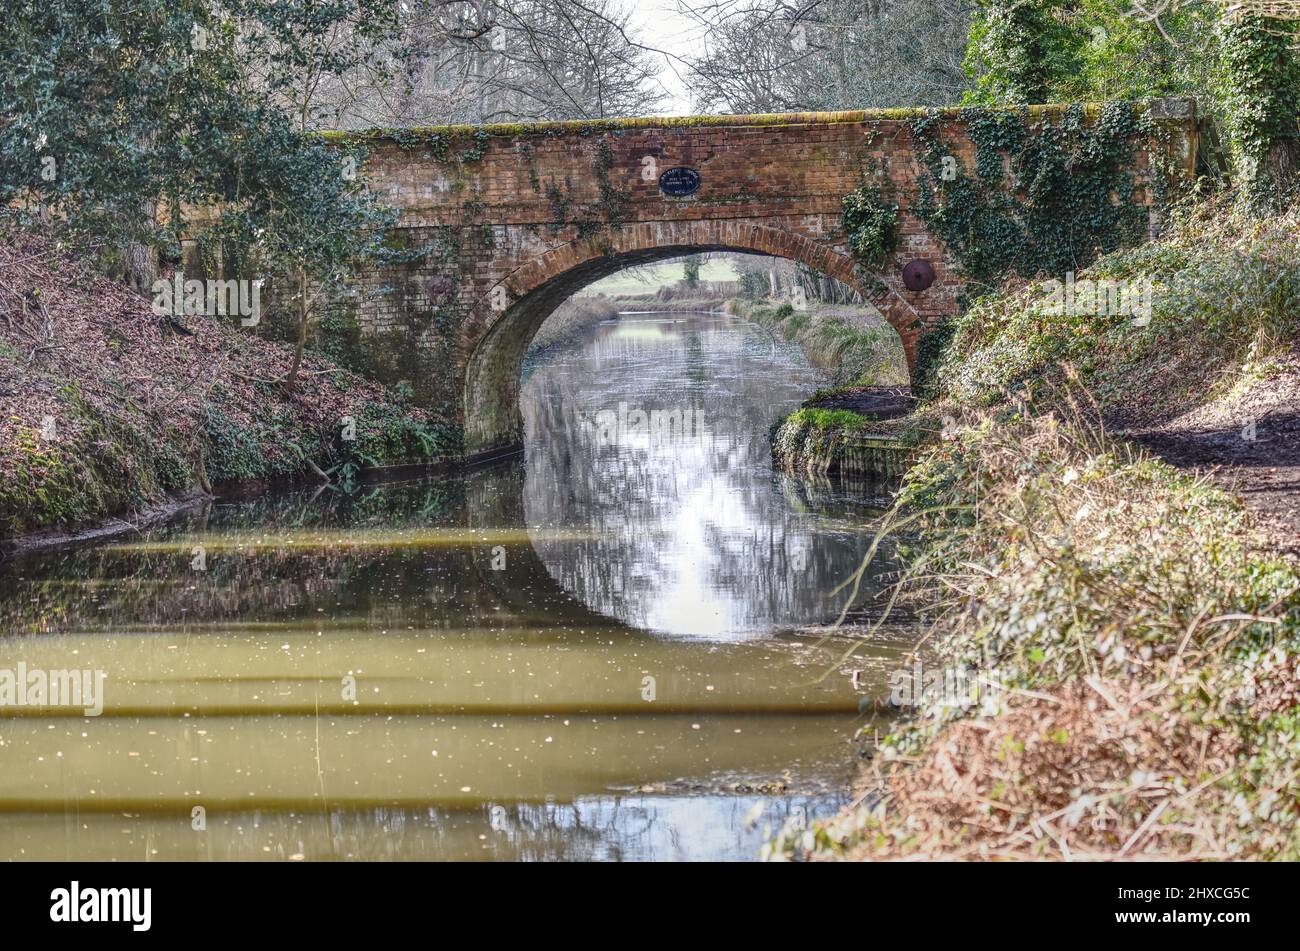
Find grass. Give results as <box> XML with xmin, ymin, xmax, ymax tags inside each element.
<box><xmin>726</xmin><ymin>298</ymin><xmax>908</xmax><ymax>388</ymax></box>
<box><xmin>770</xmin><ymin>407</ymin><xmax>891</xmax><ymax>477</ymax></box>
<box><xmin>579</xmin><ymin>258</ymin><xmax>738</xmax><ymax>297</ymax></box>
<box><xmin>785</xmin><ymin>408</ymin><xmax>870</xmax><ymax>432</ymax></box>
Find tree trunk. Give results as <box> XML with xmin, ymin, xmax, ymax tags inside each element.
<box><xmin>286</xmin><ymin>267</ymin><xmax>308</xmax><ymax>392</ymax></box>
<box><xmin>1223</xmin><ymin>14</ymin><xmax>1300</xmax><ymax>211</ymax></box>
<box><xmin>123</xmin><ymin>240</ymin><xmax>159</xmax><ymax>293</ymax></box>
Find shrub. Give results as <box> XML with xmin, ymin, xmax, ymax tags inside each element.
<box><xmin>840</xmin><ymin>186</ymin><xmax>899</xmax><ymax>270</ymax></box>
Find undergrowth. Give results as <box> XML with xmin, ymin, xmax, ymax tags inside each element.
<box><xmin>785</xmin><ymin>393</ymin><xmax>1299</xmax><ymax>860</ymax></box>
<box><xmin>778</xmin><ymin>197</ymin><xmax>1300</xmax><ymax>861</ymax></box>
<box><xmin>0</xmin><ymin>230</ymin><xmax>448</xmax><ymax>538</ymax></box>
<box><xmin>938</xmin><ymin>195</ymin><xmax>1300</xmax><ymax>424</ymax></box>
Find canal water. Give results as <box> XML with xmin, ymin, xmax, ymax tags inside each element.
<box><xmin>0</xmin><ymin>311</ymin><xmax>910</xmax><ymax>861</ymax></box>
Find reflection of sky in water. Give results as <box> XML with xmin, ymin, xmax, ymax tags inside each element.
<box><xmin>610</xmin><ymin>321</ymin><xmax>677</xmax><ymax>341</ymax></box>
<box><xmin>0</xmin><ymin>795</ymin><xmax>850</xmax><ymax>862</ymax></box>
<box><xmin>521</xmin><ymin>312</ymin><xmax>872</xmax><ymax>640</ymax></box>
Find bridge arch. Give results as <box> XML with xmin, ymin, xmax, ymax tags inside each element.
<box><xmin>462</xmin><ymin>220</ymin><xmax>917</xmax><ymax>456</ymax></box>
<box><xmin>321</xmin><ymin>104</ymin><xmax>1192</xmax><ymax>460</ymax></box>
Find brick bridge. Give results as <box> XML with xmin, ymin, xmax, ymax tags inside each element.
<box><xmin>328</xmin><ymin>100</ymin><xmax>1197</xmax><ymax>459</ymax></box>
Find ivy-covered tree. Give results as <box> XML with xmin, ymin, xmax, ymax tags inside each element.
<box><xmin>964</xmin><ymin>0</ymin><xmax>1078</xmax><ymax>105</ymax></box>
<box><xmin>682</xmin><ymin>255</ymin><xmax>702</xmax><ymax>288</ymax></box>
<box><xmin>961</xmin><ymin>0</ymin><xmax>1299</xmax><ymax>208</ymax></box>
<box><xmin>1220</xmin><ymin>11</ymin><xmax>1300</xmax><ymax>210</ymax></box>
<box><xmin>1067</xmin><ymin>0</ymin><xmax>1219</xmax><ymax>102</ymax></box>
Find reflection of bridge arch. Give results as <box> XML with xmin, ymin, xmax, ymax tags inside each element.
<box><xmin>464</xmin><ymin>463</ymin><xmax>625</xmax><ymax>630</ymax></box>
<box><xmin>464</xmin><ymin>222</ymin><xmax>919</xmax><ymax>455</ymax></box>
<box><xmin>513</xmin><ymin>311</ymin><xmax>906</xmax><ymax>638</ymax></box>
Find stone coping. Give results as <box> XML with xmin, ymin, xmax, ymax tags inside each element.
<box><xmin>317</xmin><ymin>98</ymin><xmax>1196</xmax><ymax>145</ymax></box>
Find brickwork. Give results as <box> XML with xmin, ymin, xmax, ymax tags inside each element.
<box><xmin>333</xmin><ymin>103</ymin><xmax>1197</xmax><ymax>457</ymax></box>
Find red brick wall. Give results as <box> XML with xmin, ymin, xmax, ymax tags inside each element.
<box><xmin>335</xmin><ymin>102</ymin><xmax>1196</xmax><ymax>456</ymax></box>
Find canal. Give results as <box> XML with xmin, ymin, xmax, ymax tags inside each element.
<box><xmin>0</xmin><ymin>311</ymin><xmax>911</xmax><ymax>860</ymax></box>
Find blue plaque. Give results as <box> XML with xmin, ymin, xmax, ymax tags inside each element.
<box><xmin>659</xmin><ymin>167</ymin><xmax>701</xmax><ymax>197</ymax></box>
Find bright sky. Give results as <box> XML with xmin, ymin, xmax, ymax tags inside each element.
<box><xmin>625</xmin><ymin>1</ymin><xmax>703</xmax><ymax>115</ymax></box>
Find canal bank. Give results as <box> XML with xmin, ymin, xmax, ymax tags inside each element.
<box><xmin>0</xmin><ymin>230</ymin><xmax>451</xmax><ymax>557</ymax></box>
<box><xmin>785</xmin><ymin>198</ymin><xmax>1300</xmax><ymax>861</ymax></box>
<box><xmin>701</xmin><ymin>295</ymin><xmax>924</xmax><ymax>484</ymax></box>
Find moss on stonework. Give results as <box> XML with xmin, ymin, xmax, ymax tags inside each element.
<box><xmin>313</xmin><ymin>101</ymin><xmax>1144</xmax><ymax>147</ymax></box>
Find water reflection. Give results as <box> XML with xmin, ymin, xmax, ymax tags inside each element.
<box><xmin>0</xmin><ymin>310</ymin><xmax>912</xmax><ymax>861</ymax></box>
<box><xmin>523</xmin><ymin>313</ymin><xmax>880</xmax><ymax>638</ymax></box>
<box><xmin>0</xmin><ymin>796</ymin><xmax>846</xmax><ymax>862</ymax></box>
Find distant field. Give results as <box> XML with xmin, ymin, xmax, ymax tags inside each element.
<box><xmin>579</xmin><ymin>257</ymin><xmax>739</xmax><ymax>296</ymax></box>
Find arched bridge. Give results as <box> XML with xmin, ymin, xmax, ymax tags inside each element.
<box><xmin>324</xmin><ymin>100</ymin><xmax>1197</xmax><ymax>459</ymax></box>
